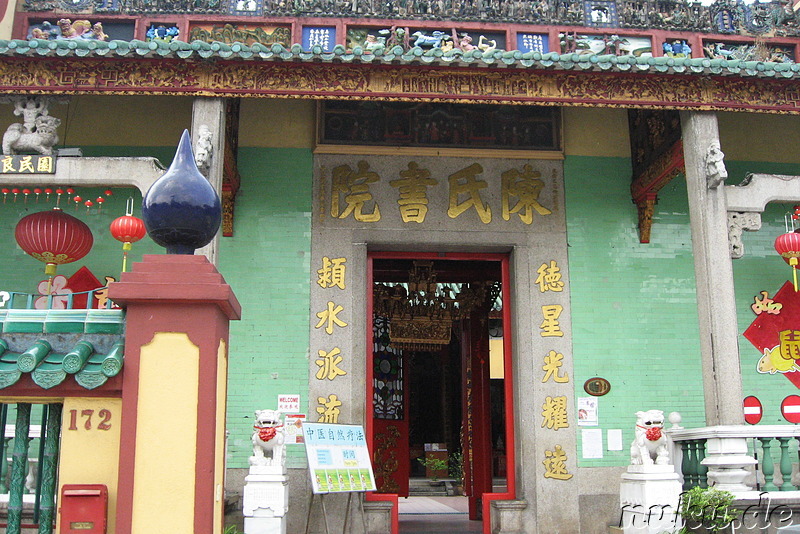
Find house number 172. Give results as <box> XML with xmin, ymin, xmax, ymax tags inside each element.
<box><xmin>67</xmin><ymin>409</ymin><xmax>112</xmax><ymax>431</ymax></box>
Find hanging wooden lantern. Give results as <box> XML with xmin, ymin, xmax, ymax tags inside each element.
<box><xmin>15</xmin><ymin>208</ymin><xmax>94</xmax><ymax>279</ymax></box>
<box><xmin>109</xmin><ymin>198</ymin><xmax>147</xmax><ymax>272</ymax></box>
<box><xmin>775</xmin><ymin>230</ymin><xmax>800</xmax><ymax>291</ymax></box>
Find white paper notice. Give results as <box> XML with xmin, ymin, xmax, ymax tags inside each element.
<box><xmin>581</xmin><ymin>428</ymin><xmax>603</xmax><ymax>459</ymax></box>
<box><xmin>577</xmin><ymin>397</ymin><xmax>598</xmax><ymax>426</ymax></box>
<box><xmin>607</xmin><ymin>429</ymin><xmax>623</xmax><ymax>451</ymax></box>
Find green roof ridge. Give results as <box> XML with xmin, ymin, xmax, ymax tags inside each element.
<box><xmin>0</xmin><ymin>38</ymin><xmax>796</xmax><ymax>79</ymax></box>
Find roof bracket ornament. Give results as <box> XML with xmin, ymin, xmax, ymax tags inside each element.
<box><xmin>706</xmin><ymin>141</ymin><xmax>728</xmax><ymax>189</ymax></box>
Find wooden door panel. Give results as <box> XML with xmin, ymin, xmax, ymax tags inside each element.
<box><xmin>373</xmin><ymin>418</ymin><xmax>409</xmax><ymax>496</ymax></box>
<box><xmin>372</xmin><ymin>316</ymin><xmax>409</xmax><ymax>497</ymax></box>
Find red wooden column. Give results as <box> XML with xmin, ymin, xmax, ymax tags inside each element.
<box><xmin>462</xmin><ymin>312</ymin><xmax>493</xmax><ymax>521</ymax></box>
<box><xmin>108</xmin><ymin>254</ymin><xmax>241</xmax><ymax>534</ymax></box>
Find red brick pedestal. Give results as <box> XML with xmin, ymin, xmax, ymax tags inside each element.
<box><xmin>108</xmin><ymin>255</ymin><xmax>241</xmax><ymax>534</ymax></box>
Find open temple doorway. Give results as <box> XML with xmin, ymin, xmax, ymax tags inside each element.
<box><xmin>367</xmin><ymin>252</ymin><xmax>515</xmax><ymax>534</ymax></box>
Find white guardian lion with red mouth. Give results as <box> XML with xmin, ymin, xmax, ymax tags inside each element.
<box><xmin>250</xmin><ymin>409</ymin><xmax>285</xmax><ymax>467</ymax></box>
<box><xmin>630</xmin><ymin>409</ymin><xmax>670</xmax><ymax>465</ymax></box>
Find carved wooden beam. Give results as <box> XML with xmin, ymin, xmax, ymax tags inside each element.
<box><xmin>1</xmin><ymin>57</ymin><xmax>800</xmax><ymax>114</ymax></box>
<box><xmin>222</xmin><ymin>98</ymin><xmax>240</xmax><ymax>237</ymax></box>
<box><xmin>630</xmin><ymin>140</ymin><xmax>685</xmax><ymax>243</ymax></box>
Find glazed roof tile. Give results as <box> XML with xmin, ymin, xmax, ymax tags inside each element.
<box><xmin>0</xmin><ymin>337</ymin><xmax>123</xmax><ymax>390</ymax></box>
<box><xmin>0</xmin><ymin>309</ymin><xmax>124</xmax><ymax>390</ymax></box>
<box><xmin>1</xmin><ymin>38</ymin><xmax>799</xmax><ymax>79</ymax></box>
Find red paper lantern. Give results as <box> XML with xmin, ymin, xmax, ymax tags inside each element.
<box><xmin>15</xmin><ymin>208</ymin><xmax>94</xmax><ymax>276</ymax></box>
<box><xmin>110</xmin><ymin>211</ymin><xmax>147</xmax><ymax>272</ymax></box>
<box><xmin>110</xmin><ymin>215</ymin><xmax>147</xmax><ymax>250</ymax></box>
<box><xmin>776</xmin><ymin>230</ymin><xmax>800</xmax><ymax>290</ymax></box>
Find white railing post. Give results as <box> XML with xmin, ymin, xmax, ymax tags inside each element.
<box><xmin>703</xmin><ymin>435</ymin><xmax>757</xmax><ymax>492</ymax></box>
<box><xmin>670</xmin><ymin>425</ymin><xmax>800</xmax><ymax>494</ymax></box>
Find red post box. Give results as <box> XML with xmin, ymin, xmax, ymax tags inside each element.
<box><xmin>59</xmin><ymin>484</ymin><xmax>108</xmax><ymax>533</ymax></box>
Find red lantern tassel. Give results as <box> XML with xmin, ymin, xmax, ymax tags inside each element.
<box><xmin>792</xmin><ymin>258</ymin><xmax>798</xmax><ymax>292</ymax></box>
<box><xmin>122</xmin><ymin>241</ymin><xmax>132</xmax><ymax>272</ymax></box>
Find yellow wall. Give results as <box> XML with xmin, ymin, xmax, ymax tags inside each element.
<box><xmin>719</xmin><ymin>111</ymin><xmax>800</xmax><ymax>163</ymax></box>
<box><xmin>562</xmin><ymin>107</ymin><xmax>800</xmax><ymax>164</ymax></box>
<box><xmin>2</xmin><ymin>93</ymin><xmax>797</xmax><ymax>161</ymax></box>
<box><xmin>562</xmin><ymin>107</ymin><xmax>631</xmax><ymax>157</ymax></box>
<box><xmin>0</xmin><ymin>95</ymin><xmax>316</xmax><ymax>149</ymax></box>
<box><xmin>59</xmin><ymin>96</ymin><xmax>193</xmax><ymax>147</ymax></box>
<box><xmin>239</xmin><ymin>98</ymin><xmax>316</xmax><ymax>148</ymax></box>
<box><xmin>0</xmin><ymin>96</ymin><xmax>193</xmax><ymax>148</ymax></box>
<box><xmin>0</xmin><ymin>0</ymin><xmax>16</xmax><ymax>40</ymax></box>
<box><xmin>131</xmin><ymin>332</ymin><xmax>198</xmax><ymax>534</ymax></box>
<box><xmin>57</xmin><ymin>397</ymin><xmax>122</xmax><ymax>534</ymax></box>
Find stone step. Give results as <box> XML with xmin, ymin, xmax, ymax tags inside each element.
<box><xmin>409</xmin><ymin>479</ymin><xmax>455</xmax><ymax>497</ymax></box>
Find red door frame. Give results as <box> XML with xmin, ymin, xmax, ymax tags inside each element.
<box><xmin>365</xmin><ymin>251</ymin><xmax>517</xmax><ymax>534</ymax></box>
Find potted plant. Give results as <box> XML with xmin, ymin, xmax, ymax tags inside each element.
<box><xmin>677</xmin><ymin>486</ymin><xmax>740</xmax><ymax>534</ymax></box>
<box><xmin>449</xmin><ymin>450</ymin><xmax>464</xmax><ymax>494</ymax></box>
<box><xmin>417</xmin><ymin>455</ymin><xmax>449</xmax><ymax>483</ymax></box>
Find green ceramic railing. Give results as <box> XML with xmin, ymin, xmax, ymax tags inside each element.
<box><xmin>0</xmin><ymin>403</ymin><xmax>62</xmax><ymax>534</ymax></box>
<box><xmin>674</xmin><ymin>434</ymin><xmax>800</xmax><ymax>492</ymax></box>
<box><xmin>0</xmin><ymin>288</ymin><xmax>113</xmax><ymax>311</ymax></box>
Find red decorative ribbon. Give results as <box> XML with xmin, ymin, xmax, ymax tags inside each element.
<box><xmin>637</xmin><ymin>425</ymin><xmax>663</xmax><ymax>441</ymax></box>
<box><xmin>254</xmin><ymin>425</ymin><xmax>282</xmax><ymax>443</ymax></box>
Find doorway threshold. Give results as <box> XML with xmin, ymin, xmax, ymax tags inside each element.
<box><xmin>399</xmin><ymin>495</ymin><xmax>468</xmax><ymax>515</ymax></box>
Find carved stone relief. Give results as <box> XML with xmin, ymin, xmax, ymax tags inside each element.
<box><xmin>728</xmin><ymin>211</ymin><xmax>762</xmax><ymax>258</ymax></box>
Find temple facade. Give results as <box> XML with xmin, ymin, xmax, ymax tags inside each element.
<box><xmin>1</xmin><ymin>0</ymin><xmax>800</xmax><ymax>532</ymax></box>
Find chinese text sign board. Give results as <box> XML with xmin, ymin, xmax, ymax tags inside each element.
<box><xmin>302</xmin><ymin>422</ymin><xmax>376</xmax><ymax>494</ymax></box>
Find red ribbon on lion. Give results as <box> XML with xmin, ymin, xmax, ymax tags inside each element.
<box><xmin>255</xmin><ymin>426</ymin><xmax>279</xmax><ymax>443</ymax></box>
<box><xmin>645</xmin><ymin>427</ymin><xmax>662</xmax><ymax>441</ymax></box>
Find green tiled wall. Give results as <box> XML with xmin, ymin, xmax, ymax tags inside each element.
<box><xmin>0</xmin><ymin>187</ymin><xmax>163</xmax><ymax>297</ymax></box>
<box><xmin>567</xmin><ymin>156</ymin><xmax>800</xmax><ymax>467</ymax></box>
<box><xmin>219</xmin><ymin>147</ymin><xmax>312</xmax><ymax>468</ymax></box>
<box><xmin>729</xmin><ymin>161</ymin><xmax>800</xmax><ymax>425</ymax></box>
<box><xmin>0</xmin><ymin>146</ymin><xmax>174</xmax><ymax>298</ymax></box>
<box><xmin>566</xmin><ymin>155</ymin><xmax>704</xmax><ymax>467</ymax></box>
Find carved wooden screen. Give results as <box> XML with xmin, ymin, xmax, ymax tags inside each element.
<box><xmin>372</xmin><ymin>316</ymin><xmax>409</xmax><ymax>496</ymax></box>
<box><xmin>320</xmin><ymin>101</ymin><xmax>561</xmax><ymax>151</ymax></box>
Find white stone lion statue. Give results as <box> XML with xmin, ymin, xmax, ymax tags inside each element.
<box><xmin>250</xmin><ymin>409</ymin><xmax>285</xmax><ymax>467</ymax></box>
<box><xmin>2</xmin><ymin>115</ymin><xmax>61</xmax><ymax>155</ymax></box>
<box><xmin>630</xmin><ymin>409</ymin><xmax>670</xmax><ymax>465</ymax></box>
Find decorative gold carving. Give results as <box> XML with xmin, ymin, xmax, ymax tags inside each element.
<box><xmin>374</xmin><ymin>260</ymin><xmax>494</xmax><ymax>351</ymax></box>
<box><xmin>187</xmin><ymin>24</ymin><xmax>291</xmax><ymax>46</ymax></box>
<box><xmin>635</xmin><ymin>194</ymin><xmax>657</xmax><ymax>244</ymax></box>
<box><xmin>222</xmin><ymin>187</ymin><xmax>235</xmax><ymax>237</ymax></box>
<box><xmin>389</xmin><ymin>318</ymin><xmax>452</xmax><ymax>351</ymax></box>
<box><xmin>0</xmin><ymin>58</ymin><xmax>800</xmax><ymax>114</ymax></box>
<box><xmin>630</xmin><ymin>140</ymin><xmax>684</xmax><ymax>200</ymax></box>
<box><xmin>222</xmin><ymin>98</ymin><xmax>240</xmax><ymax>237</ymax></box>
<box><xmin>631</xmin><ymin>140</ymin><xmax>685</xmax><ymax>243</ymax></box>
<box><xmin>373</xmin><ymin>425</ymin><xmax>400</xmax><ymax>493</ymax></box>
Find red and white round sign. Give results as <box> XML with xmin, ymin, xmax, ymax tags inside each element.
<box><xmin>781</xmin><ymin>395</ymin><xmax>800</xmax><ymax>424</ymax></box>
<box><xmin>743</xmin><ymin>396</ymin><xmax>763</xmax><ymax>425</ymax></box>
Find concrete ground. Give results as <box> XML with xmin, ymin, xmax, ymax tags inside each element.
<box><xmin>399</xmin><ymin>496</ymin><xmax>483</xmax><ymax>533</ymax></box>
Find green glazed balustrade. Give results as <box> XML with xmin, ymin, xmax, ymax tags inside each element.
<box><xmin>0</xmin><ymin>309</ymin><xmax>124</xmax><ymax>336</ymax></box>
<box><xmin>0</xmin><ymin>403</ymin><xmax>62</xmax><ymax>534</ymax></box>
<box><xmin>678</xmin><ymin>438</ymin><xmax>800</xmax><ymax>492</ymax></box>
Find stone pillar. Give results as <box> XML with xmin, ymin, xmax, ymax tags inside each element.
<box><xmin>243</xmin><ymin>465</ymin><xmax>289</xmax><ymax>534</ymax></box>
<box><xmin>192</xmin><ymin>97</ymin><xmax>227</xmax><ymax>265</ymax></box>
<box><xmin>702</xmin><ymin>435</ymin><xmax>757</xmax><ymax>491</ymax></box>
<box><xmin>619</xmin><ymin>466</ymin><xmax>682</xmax><ymax>534</ymax></box>
<box><xmin>680</xmin><ymin>111</ymin><xmax>744</xmax><ymax>426</ymax></box>
<box><xmin>108</xmin><ymin>254</ymin><xmax>241</xmax><ymax>534</ymax></box>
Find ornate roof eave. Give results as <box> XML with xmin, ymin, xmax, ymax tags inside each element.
<box><xmin>1</xmin><ymin>39</ymin><xmax>800</xmax><ymax>113</ymax></box>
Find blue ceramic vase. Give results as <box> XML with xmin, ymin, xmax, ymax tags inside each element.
<box><xmin>142</xmin><ymin>129</ymin><xmax>221</xmax><ymax>255</ymax></box>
